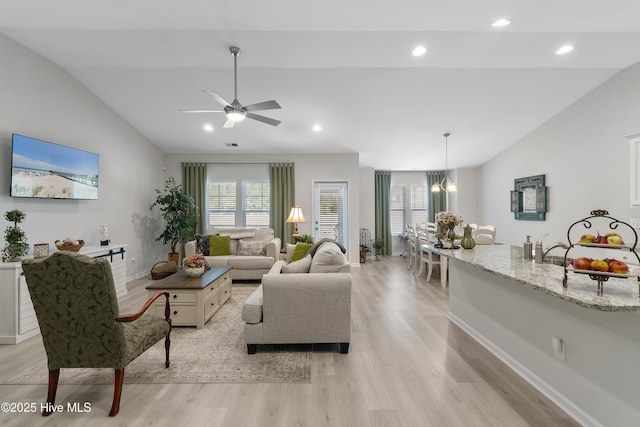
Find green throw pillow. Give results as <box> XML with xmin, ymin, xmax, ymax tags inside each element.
<box><xmin>289</xmin><ymin>242</ymin><xmax>312</xmax><ymax>262</ymax></box>
<box><xmin>209</xmin><ymin>235</ymin><xmax>231</xmax><ymax>256</ymax></box>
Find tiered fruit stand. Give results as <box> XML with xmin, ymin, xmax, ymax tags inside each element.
<box><xmin>562</xmin><ymin>210</ymin><xmax>640</xmax><ymax>296</ymax></box>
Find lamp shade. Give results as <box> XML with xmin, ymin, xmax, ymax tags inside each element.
<box><xmin>286</xmin><ymin>206</ymin><xmax>306</xmax><ymax>223</ymax></box>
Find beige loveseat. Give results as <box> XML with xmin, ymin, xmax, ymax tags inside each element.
<box><xmin>241</xmin><ymin>241</ymin><xmax>352</xmax><ymax>354</ymax></box>
<box><xmin>184</xmin><ymin>228</ymin><xmax>281</xmax><ymax>281</ymax></box>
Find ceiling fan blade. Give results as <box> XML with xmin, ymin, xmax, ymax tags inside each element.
<box><xmin>246</xmin><ymin>113</ymin><xmax>281</xmax><ymax>126</ymax></box>
<box><xmin>179</xmin><ymin>109</ymin><xmax>225</xmax><ymax>113</ymax></box>
<box><xmin>223</xmin><ymin>118</ymin><xmax>236</xmax><ymax>128</ymax></box>
<box><xmin>244</xmin><ymin>100</ymin><xmax>281</xmax><ymax>112</ymax></box>
<box><xmin>202</xmin><ymin>90</ymin><xmax>231</xmax><ymax>107</ymax></box>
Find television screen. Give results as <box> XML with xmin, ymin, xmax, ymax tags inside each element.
<box><xmin>11</xmin><ymin>134</ymin><xmax>99</xmax><ymax>200</ymax></box>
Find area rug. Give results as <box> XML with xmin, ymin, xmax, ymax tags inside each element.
<box><xmin>2</xmin><ymin>286</ymin><xmax>311</xmax><ymax>384</ymax></box>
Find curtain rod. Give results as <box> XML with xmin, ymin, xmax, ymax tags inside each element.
<box><xmin>182</xmin><ymin>162</ymin><xmax>292</xmax><ymax>165</ymax></box>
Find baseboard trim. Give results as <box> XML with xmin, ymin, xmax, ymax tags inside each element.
<box><xmin>447</xmin><ymin>311</ymin><xmax>603</xmax><ymax>427</ymax></box>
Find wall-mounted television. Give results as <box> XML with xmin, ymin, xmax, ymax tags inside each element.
<box><xmin>11</xmin><ymin>134</ymin><xmax>99</xmax><ymax>200</ymax></box>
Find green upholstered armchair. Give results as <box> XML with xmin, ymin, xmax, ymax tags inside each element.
<box><xmin>21</xmin><ymin>251</ymin><xmax>171</xmax><ymax>417</ymax></box>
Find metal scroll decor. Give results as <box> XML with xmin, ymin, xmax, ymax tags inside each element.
<box><xmin>510</xmin><ymin>174</ymin><xmax>547</xmax><ymax>221</ymax></box>
<box><xmin>561</xmin><ymin>209</ymin><xmax>640</xmax><ymax>296</ymax></box>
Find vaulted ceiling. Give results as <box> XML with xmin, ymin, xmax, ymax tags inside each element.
<box><xmin>2</xmin><ymin>0</ymin><xmax>640</xmax><ymax>170</ymax></box>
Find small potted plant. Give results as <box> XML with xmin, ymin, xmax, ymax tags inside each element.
<box><xmin>297</xmin><ymin>234</ymin><xmax>314</xmax><ymax>244</ymax></box>
<box><xmin>372</xmin><ymin>238</ymin><xmax>384</xmax><ymax>261</ymax></box>
<box><xmin>182</xmin><ymin>254</ymin><xmax>208</xmax><ymax>277</ymax></box>
<box><xmin>2</xmin><ymin>209</ymin><xmax>29</xmax><ymax>262</ymax></box>
<box><xmin>151</xmin><ymin>177</ymin><xmax>197</xmax><ymax>264</ymax></box>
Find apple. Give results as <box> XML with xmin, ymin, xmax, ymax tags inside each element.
<box><xmin>590</xmin><ymin>259</ymin><xmax>609</xmax><ymax>272</ymax></box>
<box><xmin>606</xmin><ymin>235</ymin><xmax>624</xmax><ymax>245</ymax></box>
<box><xmin>608</xmin><ymin>260</ymin><xmax>629</xmax><ymax>274</ymax></box>
<box><xmin>595</xmin><ymin>233</ymin><xmax>608</xmax><ymax>244</ymax></box>
<box><xmin>579</xmin><ymin>233</ymin><xmax>596</xmax><ymax>243</ymax></box>
<box><xmin>572</xmin><ymin>257</ymin><xmax>592</xmax><ymax>270</ymax></box>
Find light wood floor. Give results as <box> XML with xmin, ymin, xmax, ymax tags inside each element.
<box><xmin>0</xmin><ymin>256</ymin><xmax>579</xmax><ymax>426</ymax></box>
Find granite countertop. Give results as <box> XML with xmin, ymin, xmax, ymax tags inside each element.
<box><xmin>430</xmin><ymin>244</ymin><xmax>640</xmax><ymax>312</ymax></box>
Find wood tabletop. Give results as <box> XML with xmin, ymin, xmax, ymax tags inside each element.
<box><xmin>146</xmin><ymin>266</ymin><xmax>231</xmax><ymax>290</ymax></box>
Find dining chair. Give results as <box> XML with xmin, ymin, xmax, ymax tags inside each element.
<box><xmin>416</xmin><ymin>229</ymin><xmax>441</xmax><ymax>281</ymax></box>
<box><xmin>474</xmin><ymin>225</ymin><xmax>496</xmax><ymax>244</ymax></box>
<box><xmin>406</xmin><ymin>224</ymin><xmax>417</xmax><ymax>271</ymax></box>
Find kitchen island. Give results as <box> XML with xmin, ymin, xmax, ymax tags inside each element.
<box><xmin>434</xmin><ymin>244</ymin><xmax>640</xmax><ymax>427</ymax></box>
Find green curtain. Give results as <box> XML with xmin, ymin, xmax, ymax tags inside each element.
<box><xmin>374</xmin><ymin>171</ymin><xmax>392</xmax><ymax>256</ymax></box>
<box><xmin>182</xmin><ymin>163</ymin><xmax>207</xmax><ymax>235</ymax></box>
<box><xmin>270</xmin><ymin>163</ymin><xmax>295</xmax><ymax>245</ymax></box>
<box><xmin>427</xmin><ymin>171</ymin><xmax>447</xmax><ymax>222</ymax></box>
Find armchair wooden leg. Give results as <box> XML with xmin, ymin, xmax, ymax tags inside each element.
<box><xmin>339</xmin><ymin>343</ymin><xmax>350</xmax><ymax>354</ymax></box>
<box><xmin>43</xmin><ymin>369</ymin><xmax>60</xmax><ymax>416</ymax></box>
<box><xmin>165</xmin><ymin>333</ymin><xmax>171</xmax><ymax>368</ymax></box>
<box><xmin>109</xmin><ymin>368</ymin><xmax>125</xmax><ymax>417</ymax></box>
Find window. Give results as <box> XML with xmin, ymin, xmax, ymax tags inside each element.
<box><xmin>207</xmin><ymin>182</ymin><xmax>236</xmax><ymax>228</ymax></box>
<box><xmin>243</xmin><ymin>181</ymin><xmax>270</xmax><ymax>228</ymax></box>
<box><xmin>206</xmin><ymin>164</ymin><xmax>270</xmax><ymax>229</ymax></box>
<box><xmin>390</xmin><ymin>185</ymin><xmax>405</xmax><ymax>234</ymax></box>
<box><xmin>410</xmin><ymin>185</ymin><xmax>428</xmax><ymax>225</ymax></box>
<box><xmin>314</xmin><ymin>182</ymin><xmax>348</xmax><ymax>247</ymax></box>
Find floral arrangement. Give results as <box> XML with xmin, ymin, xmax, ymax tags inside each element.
<box><xmin>183</xmin><ymin>254</ymin><xmax>208</xmax><ymax>269</ymax></box>
<box><xmin>435</xmin><ymin>211</ymin><xmax>463</xmax><ymax>230</ymax></box>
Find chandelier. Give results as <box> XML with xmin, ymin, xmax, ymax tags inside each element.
<box><xmin>431</xmin><ymin>132</ymin><xmax>457</xmax><ymax>193</ymax></box>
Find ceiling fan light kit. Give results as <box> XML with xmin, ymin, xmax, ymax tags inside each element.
<box><xmin>180</xmin><ymin>46</ymin><xmax>281</xmax><ymax>127</ymax></box>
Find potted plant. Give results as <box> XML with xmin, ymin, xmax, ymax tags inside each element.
<box><xmin>372</xmin><ymin>238</ymin><xmax>384</xmax><ymax>261</ymax></box>
<box><xmin>151</xmin><ymin>177</ymin><xmax>197</xmax><ymax>264</ymax></box>
<box><xmin>2</xmin><ymin>210</ymin><xmax>29</xmax><ymax>262</ymax></box>
<box><xmin>297</xmin><ymin>234</ymin><xmax>314</xmax><ymax>244</ymax></box>
<box><xmin>183</xmin><ymin>254</ymin><xmax>208</xmax><ymax>277</ymax></box>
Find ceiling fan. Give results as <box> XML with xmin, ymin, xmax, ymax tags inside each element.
<box><xmin>180</xmin><ymin>46</ymin><xmax>281</xmax><ymax>127</ymax></box>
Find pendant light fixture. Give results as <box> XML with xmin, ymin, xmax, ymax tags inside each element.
<box><xmin>431</xmin><ymin>132</ymin><xmax>457</xmax><ymax>193</ymax></box>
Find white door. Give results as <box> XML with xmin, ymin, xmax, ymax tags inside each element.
<box><xmin>314</xmin><ymin>182</ymin><xmax>348</xmax><ymax>248</ymax></box>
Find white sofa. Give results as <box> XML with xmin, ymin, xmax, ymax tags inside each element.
<box><xmin>184</xmin><ymin>227</ymin><xmax>281</xmax><ymax>281</ymax></box>
<box><xmin>241</xmin><ymin>241</ymin><xmax>352</xmax><ymax>354</ymax></box>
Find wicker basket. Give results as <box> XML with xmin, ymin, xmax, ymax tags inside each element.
<box><xmin>55</xmin><ymin>240</ymin><xmax>85</xmax><ymax>252</ymax></box>
<box><xmin>151</xmin><ymin>261</ymin><xmax>178</xmax><ymax>280</ymax></box>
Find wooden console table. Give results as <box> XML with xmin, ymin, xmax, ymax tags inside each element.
<box><xmin>146</xmin><ymin>266</ymin><xmax>232</xmax><ymax>329</ymax></box>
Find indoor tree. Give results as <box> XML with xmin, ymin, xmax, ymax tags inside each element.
<box><xmin>151</xmin><ymin>177</ymin><xmax>197</xmax><ymax>262</ymax></box>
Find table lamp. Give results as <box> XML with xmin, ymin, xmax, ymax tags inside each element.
<box><xmin>286</xmin><ymin>206</ymin><xmax>306</xmax><ymax>241</ymax></box>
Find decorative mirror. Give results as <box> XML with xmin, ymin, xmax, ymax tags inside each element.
<box><xmin>510</xmin><ymin>174</ymin><xmax>547</xmax><ymax>221</ymax></box>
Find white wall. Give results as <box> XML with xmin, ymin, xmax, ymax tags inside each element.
<box><xmin>0</xmin><ymin>34</ymin><xmax>165</xmax><ymax>279</ymax></box>
<box><xmin>481</xmin><ymin>62</ymin><xmax>640</xmax><ymax>247</ymax></box>
<box><xmin>164</xmin><ymin>152</ymin><xmax>361</xmax><ymax>265</ymax></box>
<box><xmin>454</xmin><ymin>167</ymin><xmax>481</xmax><ymax>226</ymax></box>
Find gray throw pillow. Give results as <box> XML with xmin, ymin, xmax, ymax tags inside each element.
<box><xmin>237</xmin><ymin>239</ymin><xmax>266</xmax><ymax>256</ymax></box>
<box><xmin>282</xmin><ymin>254</ymin><xmax>312</xmax><ymax>273</ymax></box>
<box><xmin>309</xmin><ymin>242</ymin><xmax>347</xmax><ymax>273</ymax></box>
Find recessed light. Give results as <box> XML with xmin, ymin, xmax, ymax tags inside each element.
<box><xmin>203</xmin><ymin>123</ymin><xmax>214</xmax><ymax>132</ymax></box>
<box><xmin>556</xmin><ymin>44</ymin><xmax>574</xmax><ymax>55</ymax></box>
<box><xmin>312</xmin><ymin>124</ymin><xmax>322</xmax><ymax>132</ymax></box>
<box><xmin>492</xmin><ymin>18</ymin><xmax>512</xmax><ymax>27</ymax></box>
<box><xmin>412</xmin><ymin>45</ymin><xmax>427</xmax><ymax>57</ymax></box>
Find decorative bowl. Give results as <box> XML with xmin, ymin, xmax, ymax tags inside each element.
<box><xmin>184</xmin><ymin>266</ymin><xmax>205</xmax><ymax>277</ymax></box>
<box><xmin>55</xmin><ymin>239</ymin><xmax>85</xmax><ymax>252</ymax></box>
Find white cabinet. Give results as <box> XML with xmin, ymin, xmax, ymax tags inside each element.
<box><xmin>0</xmin><ymin>263</ymin><xmax>39</xmax><ymax>344</ymax></box>
<box><xmin>0</xmin><ymin>243</ymin><xmax>127</xmax><ymax>345</ymax></box>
